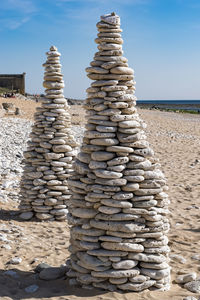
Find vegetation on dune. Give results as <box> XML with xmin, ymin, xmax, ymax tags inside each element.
<box><xmin>0</xmin><ymin>87</ymin><xmax>13</xmax><ymax>95</ymax></box>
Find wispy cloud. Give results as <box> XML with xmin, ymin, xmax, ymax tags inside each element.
<box><xmin>57</xmin><ymin>0</ymin><xmax>149</xmax><ymax>4</ymax></box>
<box><xmin>0</xmin><ymin>0</ymin><xmax>37</xmax><ymax>30</ymax></box>
<box><xmin>6</xmin><ymin>17</ymin><xmax>30</xmax><ymax>30</ymax></box>
<box><xmin>2</xmin><ymin>0</ymin><xmax>37</xmax><ymax>14</ymax></box>
<box><xmin>56</xmin><ymin>0</ymin><xmax>150</xmax><ymax>20</ymax></box>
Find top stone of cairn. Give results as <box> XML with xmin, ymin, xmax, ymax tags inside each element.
<box><xmin>100</xmin><ymin>12</ymin><xmax>120</xmax><ymax>26</ymax></box>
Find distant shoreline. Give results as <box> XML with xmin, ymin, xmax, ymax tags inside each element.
<box><xmin>137</xmin><ymin>100</ymin><xmax>200</xmax><ymax>113</ymax></box>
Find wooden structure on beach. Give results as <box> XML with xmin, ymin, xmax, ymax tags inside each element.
<box><xmin>0</xmin><ymin>73</ymin><xmax>26</xmax><ymax>95</ymax></box>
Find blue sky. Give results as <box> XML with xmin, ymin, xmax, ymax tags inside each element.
<box><xmin>0</xmin><ymin>0</ymin><xmax>200</xmax><ymax>100</ymax></box>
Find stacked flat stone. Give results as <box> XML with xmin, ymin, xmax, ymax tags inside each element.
<box><xmin>19</xmin><ymin>46</ymin><xmax>78</xmax><ymax>221</ymax></box>
<box><xmin>67</xmin><ymin>13</ymin><xmax>171</xmax><ymax>292</ymax></box>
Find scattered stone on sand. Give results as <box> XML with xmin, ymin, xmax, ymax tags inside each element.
<box><xmin>4</xmin><ymin>270</ymin><xmax>19</xmax><ymax>278</ymax></box>
<box><xmin>25</xmin><ymin>284</ymin><xmax>39</xmax><ymax>293</ymax></box>
<box><xmin>170</xmin><ymin>253</ymin><xmax>187</xmax><ymax>264</ymax></box>
<box><xmin>184</xmin><ymin>280</ymin><xmax>200</xmax><ymax>293</ymax></box>
<box><xmin>175</xmin><ymin>273</ymin><xmax>197</xmax><ymax>284</ymax></box>
<box><xmin>9</xmin><ymin>257</ymin><xmax>22</xmax><ymax>265</ymax></box>
<box><xmin>39</xmin><ymin>266</ymin><xmax>67</xmax><ymax>280</ymax></box>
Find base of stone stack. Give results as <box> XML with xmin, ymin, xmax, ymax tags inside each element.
<box><xmin>19</xmin><ymin>210</ymin><xmax>68</xmax><ymax>221</ymax></box>
<box><xmin>66</xmin><ymin>263</ymin><xmax>170</xmax><ymax>292</ymax></box>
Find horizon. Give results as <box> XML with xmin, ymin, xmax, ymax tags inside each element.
<box><xmin>1</xmin><ymin>0</ymin><xmax>200</xmax><ymax>100</ymax></box>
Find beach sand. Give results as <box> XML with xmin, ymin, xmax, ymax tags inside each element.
<box><xmin>0</xmin><ymin>99</ymin><xmax>200</xmax><ymax>299</ymax></box>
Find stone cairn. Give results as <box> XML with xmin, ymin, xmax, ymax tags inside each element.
<box><xmin>67</xmin><ymin>13</ymin><xmax>171</xmax><ymax>292</ymax></box>
<box><xmin>19</xmin><ymin>46</ymin><xmax>78</xmax><ymax>221</ymax></box>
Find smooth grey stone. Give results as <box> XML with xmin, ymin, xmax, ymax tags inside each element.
<box><xmin>91</xmin><ymin>268</ymin><xmax>140</xmax><ymax>278</ymax></box>
<box><xmin>80</xmin><ymin>241</ymin><xmax>100</xmax><ymax>250</ymax></box>
<box><xmin>90</xmin><ymin>138</ymin><xmax>119</xmax><ymax>146</ymax></box>
<box><xmin>70</xmin><ymin>208</ymin><xmax>97</xmax><ymax>219</ymax></box>
<box><xmin>88</xmin><ymin>249</ymin><xmax>128</xmax><ymax>257</ymax></box>
<box><xmin>140</xmin><ymin>262</ymin><xmax>169</xmax><ymax>270</ymax></box>
<box><xmin>112</xmin><ymin>260</ymin><xmax>138</xmax><ymax>269</ymax></box>
<box><xmin>124</xmin><ymin>175</ymin><xmax>144</xmax><ymax>182</ymax></box>
<box><xmin>124</xmin><ymin>169</ymin><xmax>144</xmax><ymax>176</ymax></box>
<box><xmin>74</xmin><ymin>160</ymin><xmax>90</xmax><ymax>175</ymax></box>
<box><xmin>142</xmin><ymin>237</ymin><xmax>168</xmax><ymax>247</ymax></box>
<box><xmin>109</xmin><ymin>278</ymin><xmax>128</xmax><ymax>284</ymax></box>
<box><xmin>95</xmin><ymin>178</ymin><xmax>127</xmax><ymax>186</ymax></box>
<box><xmin>9</xmin><ymin>257</ymin><xmax>22</xmax><ymax>264</ymax></box>
<box><xmin>85</xmin><ymin>130</ymin><xmax>115</xmax><ymax>139</ymax></box>
<box><xmin>87</xmin><ymin>73</ymin><xmax>133</xmax><ymax>81</ymax></box>
<box><xmin>107</xmin><ymin>164</ymin><xmax>126</xmax><ymax>172</ymax></box>
<box><xmin>145</xmin><ymin>246</ymin><xmax>170</xmax><ymax>254</ymax></box>
<box><xmin>19</xmin><ymin>212</ymin><xmax>34</xmax><ymax>220</ymax></box>
<box><xmin>81</xmin><ymin>144</ymin><xmax>103</xmax><ymax>153</ymax></box>
<box><xmin>89</xmin><ymin>160</ymin><xmax>107</xmax><ymax>169</ymax></box>
<box><xmin>90</xmin><ymin>219</ymin><xmax>145</xmax><ymax>232</ymax></box>
<box><xmin>101</xmin><ymin>199</ymin><xmax>132</xmax><ymax>208</ymax></box>
<box><xmin>35</xmin><ymin>262</ymin><xmax>51</xmax><ymax>273</ymax></box>
<box><xmin>95</xmin><ymin>212</ymin><xmax>143</xmax><ymax>222</ymax></box>
<box><xmin>118</xmin><ymin>280</ymin><xmax>155</xmax><ymax>291</ymax></box>
<box><xmin>134</xmin><ymin>188</ymin><xmax>162</xmax><ymax>196</ymax></box>
<box><xmin>175</xmin><ymin>273</ymin><xmax>197</xmax><ymax>284</ymax></box>
<box><xmin>132</xmin><ymin>200</ymin><xmax>158</xmax><ymax>208</ymax></box>
<box><xmin>169</xmin><ymin>254</ymin><xmax>187</xmax><ymax>264</ymax></box>
<box><xmin>107</xmin><ymin>156</ymin><xmax>129</xmax><ymax>166</ymax></box>
<box><xmin>91</xmin><ymin>79</ymin><xmax>118</xmax><ymax>86</ymax></box>
<box><xmin>128</xmin><ymin>253</ymin><xmax>166</xmax><ymax>263</ymax></box>
<box><xmin>184</xmin><ymin>281</ymin><xmax>200</xmax><ymax>293</ymax></box>
<box><xmin>77</xmin><ymin>152</ymin><xmax>91</xmax><ymax>164</ymax></box>
<box><xmin>99</xmin><ymin>236</ymin><xmax>122</xmax><ymax>243</ymax></box>
<box><xmin>109</xmin><ymin>257</ymin><xmax>121</xmax><ymax>262</ymax></box>
<box><xmin>107</xmin><ymin>145</ymin><xmax>133</xmax><ymax>153</ymax></box>
<box><xmin>44</xmin><ymin>153</ymin><xmax>64</xmax><ymax>160</ymax></box>
<box><xmin>4</xmin><ymin>270</ymin><xmax>19</xmax><ymax>278</ymax></box>
<box><xmin>92</xmin><ymin>281</ymin><xmax>117</xmax><ymax>292</ymax></box>
<box><xmin>88</xmin><ymin>184</ymin><xmax>120</xmax><ymax>192</ymax></box>
<box><xmin>129</xmin><ymin>275</ymin><xmax>149</xmax><ymax>283</ymax></box>
<box><xmin>91</xmin><ymin>151</ymin><xmax>115</xmax><ymax>161</ymax></box>
<box><xmin>118</xmin><ymin>120</ymin><xmax>140</xmax><ymax>127</ymax></box>
<box><xmin>78</xmin><ymin>274</ymin><xmax>105</xmax><ymax>284</ymax></box>
<box><xmin>35</xmin><ymin>213</ymin><xmax>54</xmax><ymax>220</ymax></box>
<box><xmin>101</xmin><ymin>242</ymin><xmax>144</xmax><ymax>252</ymax></box>
<box><xmin>98</xmin><ymin>206</ymin><xmax>121</xmax><ymax>214</ymax></box>
<box><xmin>25</xmin><ymin>285</ymin><xmax>39</xmax><ymax>293</ymax></box>
<box><xmin>106</xmin><ymin>231</ymin><xmax>136</xmax><ymax>238</ymax></box>
<box><xmin>86</xmin><ymin>192</ymin><xmax>111</xmax><ymax>199</ymax></box>
<box><xmin>141</xmin><ymin>267</ymin><xmax>170</xmax><ymax>279</ymax></box>
<box><xmin>121</xmin><ymin>183</ymin><xmax>139</xmax><ymax>191</ymax></box>
<box><xmin>86</xmin><ymin>66</ymin><xmax>109</xmax><ymax>74</ymax></box>
<box><xmin>72</xmin><ymin>226</ymin><xmax>105</xmax><ymax>237</ymax></box>
<box><xmin>96</xmin><ymin>125</ymin><xmax>117</xmax><ymax>132</ymax></box>
<box><xmin>94</xmin><ymin>169</ymin><xmax>122</xmax><ymax>179</ymax></box>
<box><xmin>71</xmin><ymin>260</ymin><xmax>89</xmax><ymax>274</ymax></box>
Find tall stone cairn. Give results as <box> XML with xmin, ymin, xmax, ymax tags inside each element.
<box><xmin>67</xmin><ymin>13</ymin><xmax>171</xmax><ymax>292</ymax></box>
<box><xmin>19</xmin><ymin>46</ymin><xmax>78</xmax><ymax>221</ymax></box>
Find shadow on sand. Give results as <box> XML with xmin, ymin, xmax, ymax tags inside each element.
<box><xmin>0</xmin><ymin>268</ymin><xmax>106</xmax><ymax>299</ymax></box>
<box><xmin>0</xmin><ymin>209</ymin><xmax>41</xmax><ymax>223</ymax></box>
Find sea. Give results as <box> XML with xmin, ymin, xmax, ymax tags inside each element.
<box><xmin>137</xmin><ymin>100</ymin><xmax>200</xmax><ymax>112</ymax></box>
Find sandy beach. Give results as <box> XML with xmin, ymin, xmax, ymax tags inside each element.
<box><xmin>0</xmin><ymin>97</ymin><xmax>200</xmax><ymax>300</ymax></box>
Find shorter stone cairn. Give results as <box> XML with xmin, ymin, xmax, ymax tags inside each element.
<box><xmin>19</xmin><ymin>46</ymin><xmax>78</xmax><ymax>221</ymax></box>
<box><xmin>67</xmin><ymin>13</ymin><xmax>170</xmax><ymax>292</ymax></box>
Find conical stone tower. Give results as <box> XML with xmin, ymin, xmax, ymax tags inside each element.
<box><xmin>19</xmin><ymin>46</ymin><xmax>78</xmax><ymax>221</ymax></box>
<box><xmin>67</xmin><ymin>13</ymin><xmax>170</xmax><ymax>292</ymax></box>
